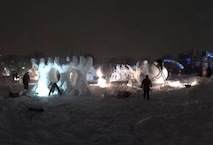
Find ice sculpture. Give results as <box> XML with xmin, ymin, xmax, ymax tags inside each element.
<box><xmin>109</xmin><ymin>60</ymin><xmax>169</xmax><ymax>85</ymax></box>
<box><xmin>30</xmin><ymin>56</ymin><xmax>93</xmax><ymax>97</ymax></box>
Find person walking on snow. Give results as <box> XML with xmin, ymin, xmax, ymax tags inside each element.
<box><xmin>141</xmin><ymin>75</ymin><xmax>152</xmax><ymax>100</ymax></box>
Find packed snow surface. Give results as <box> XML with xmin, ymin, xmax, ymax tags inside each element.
<box><xmin>1</xmin><ymin>75</ymin><xmax>213</xmax><ymax>145</ymax></box>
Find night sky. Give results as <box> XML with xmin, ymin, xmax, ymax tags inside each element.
<box><xmin>0</xmin><ymin>0</ymin><xmax>213</xmax><ymax>60</ymax></box>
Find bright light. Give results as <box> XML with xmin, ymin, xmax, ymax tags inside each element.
<box><xmin>98</xmin><ymin>77</ymin><xmax>107</xmax><ymax>88</ymax></box>
<box><xmin>14</xmin><ymin>77</ymin><xmax>19</xmax><ymax>81</ymax></box>
<box><xmin>96</xmin><ymin>67</ymin><xmax>107</xmax><ymax>88</ymax></box>
<box><xmin>167</xmin><ymin>80</ymin><xmax>197</xmax><ymax>89</ymax></box>
<box><xmin>191</xmin><ymin>81</ymin><xmax>197</xmax><ymax>86</ymax></box>
<box><xmin>34</xmin><ymin>83</ymin><xmax>50</xmax><ymax>96</ymax></box>
<box><xmin>168</xmin><ymin>81</ymin><xmax>184</xmax><ymax>88</ymax></box>
<box><xmin>96</xmin><ymin>67</ymin><xmax>102</xmax><ymax>78</ymax></box>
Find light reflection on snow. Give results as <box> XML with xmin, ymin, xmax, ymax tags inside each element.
<box><xmin>168</xmin><ymin>81</ymin><xmax>185</xmax><ymax>88</ymax></box>
<box><xmin>167</xmin><ymin>80</ymin><xmax>198</xmax><ymax>89</ymax></box>
<box><xmin>191</xmin><ymin>81</ymin><xmax>197</xmax><ymax>86</ymax></box>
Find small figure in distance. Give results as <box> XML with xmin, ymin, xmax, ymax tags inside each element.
<box><xmin>22</xmin><ymin>72</ymin><xmax>30</xmax><ymax>90</ymax></box>
<box><xmin>141</xmin><ymin>75</ymin><xmax>152</xmax><ymax>100</ymax></box>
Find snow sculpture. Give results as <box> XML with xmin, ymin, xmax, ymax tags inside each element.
<box><xmin>30</xmin><ymin>56</ymin><xmax>93</xmax><ymax>97</ymax></box>
<box><xmin>109</xmin><ymin>60</ymin><xmax>169</xmax><ymax>85</ymax></box>
<box><xmin>86</xmin><ymin>66</ymin><xmax>108</xmax><ymax>87</ymax></box>
<box><xmin>129</xmin><ymin>60</ymin><xmax>168</xmax><ymax>84</ymax></box>
<box><xmin>149</xmin><ymin>62</ymin><xmax>168</xmax><ymax>84</ymax></box>
<box><xmin>110</xmin><ymin>64</ymin><xmax>130</xmax><ymax>82</ymax></box>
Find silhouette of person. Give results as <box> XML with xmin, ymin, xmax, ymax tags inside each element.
<box><xmin>141</xmin><ymin>75</ymin><xmax>152</xmax><ymax>100</ymax></box>
<box><xmin>48</xmin><ymin>82</ymin><xmax>62</xmax><ymax>96</ymax></box>
<box><xmin>22</xmin><ymin>72</ymin><xmax>30</xmax><ymax>90</ymax></box>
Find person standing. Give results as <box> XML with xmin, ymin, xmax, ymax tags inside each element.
<box><xmin>141</xmin><ymin>75</ymin><xmax>152</xmax><ymax>100</ymax></box>
<box><xmin>22</xmin><ymin>72</ymin><xmax>30</xmax><ymax>90</ymax></box>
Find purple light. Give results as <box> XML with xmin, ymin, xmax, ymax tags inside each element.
<box><xmin>186</xmin><ymin>58</ymin><xmax>191</xmax><ymax>65</ymax></box>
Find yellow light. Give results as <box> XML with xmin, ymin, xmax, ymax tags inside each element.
<box><xmin>96</xmin><ymin>67</ymin><xmax>108</xmax><ymax>88</ymax></box>
<box><xmin>191</xmin><ymin>81</ymin><xmax>197</xmax><ymax>86</ymax></box>
<box><xmin>168</xmin><ymin>81</ymin><xmax>184</xmax><ymax>88</ymax></box>
<box><xmin>98</xmin><ymin>78</ymin><xmax>107</xmax><ymax>88</ymax></box>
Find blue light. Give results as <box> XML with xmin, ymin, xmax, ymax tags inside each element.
<box><xmin>186</xmin><ymin>58</ymin><xmax>191</xmax><ymax>64</ymax></box>
<box><xmin>163</xmin><ymin>59</ymin><xmax>184</xmax><ymax>70</ymax></box>
<box><xmin>207</xmin><ymin>53</ymin><xmax>213</xmax><ymax>58</ymax></box>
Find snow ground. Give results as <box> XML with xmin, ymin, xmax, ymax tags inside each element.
<box><xmin>1</xmin><ymin>76</ymin><xmax>213</xmax><ymax>145</ymax></box>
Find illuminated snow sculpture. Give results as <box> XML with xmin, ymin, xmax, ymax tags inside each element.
<box><xmin>109</xmin><ymin>60</ymin><xmax>169</xmax><ymax>85</ymax></box>
<box><xmin>110</xmin><ymin>64</ymin><xmax>130</xmax><ymax>82</ymax></box>
<box><xmin>31</xmin><ymin>56</ymin><xmax>93</xmax><ymax>97</ymax></box>
<box><xmin>86</xmin><ymin>66</ymin><xmax>108</xmax><ymax>87</ymax></box>
<box><xmin>149</xmin><ymin>62</ymin><xmax>168</xmax><ymax>84</ymax></box>
<box><xmin>135</xmin><ymin>60</ymin><xmax>168</xmax><ymax>84</ymax></box>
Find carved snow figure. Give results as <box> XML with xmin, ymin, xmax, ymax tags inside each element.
<box><xmin>110</xmin><ymin>64</ymin><xmax>130</xmax><ymax>82</ymax></box>
<box><xmin>64</xmin><ymin>56</ymin><xmax>93</xmax><ymax>96</ymax></box>
<box><xmin>30</xmin><ymin>56</ymin><xmax>93</xmax><ymax>97</ymax></box>
<box><xmin>109</xmin><ymin>60</ymin><xmax>169</xmax><ymax>86</ymax></box>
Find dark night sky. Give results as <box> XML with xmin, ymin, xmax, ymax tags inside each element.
<box><xmin>0</xmin><ymin>0</ymin><xmax>213</xmax><ymax>60</ymax></box>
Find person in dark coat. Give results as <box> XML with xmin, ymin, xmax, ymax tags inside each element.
<box><xmin>141</xmin><ymin>75</ymin><xmax>152</xmax><ymax>100</ymax></box>
<box><xmin>22</xmin><ymin>72</ymin><xmax>30</xmax><ymax>90</ymax></box>
<box><xmin>48</xmin><ymin>82</ymin><xmax>62</xmax><ymax>96</ymax></box>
